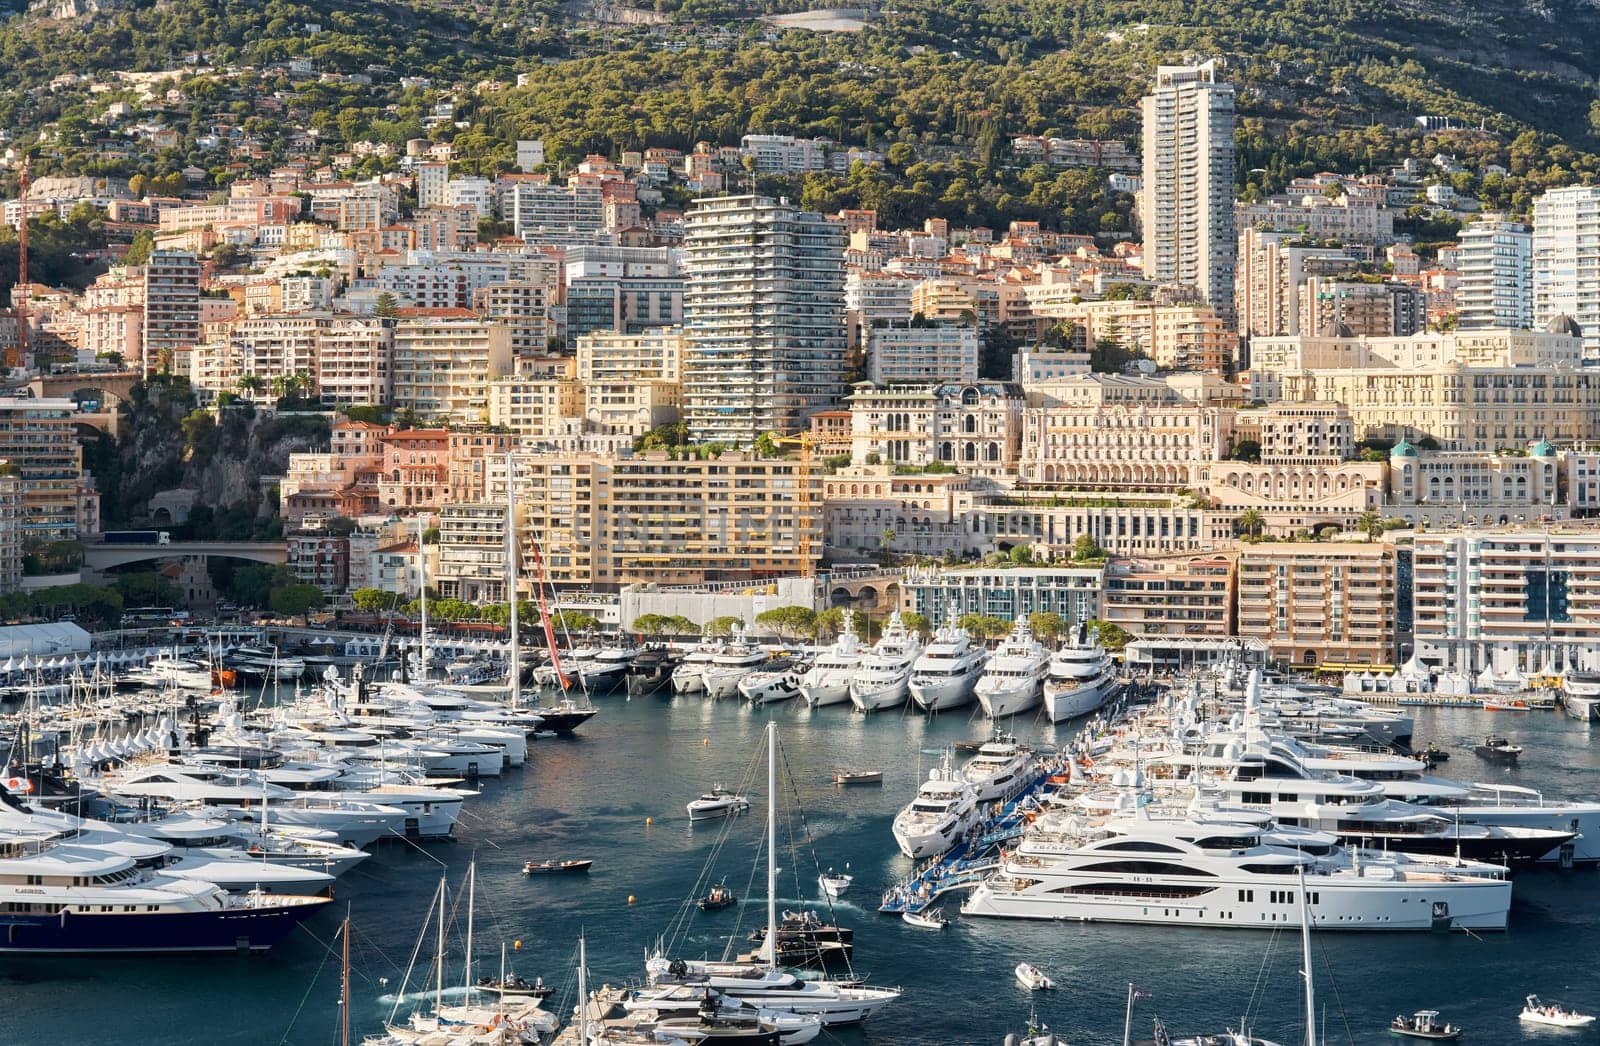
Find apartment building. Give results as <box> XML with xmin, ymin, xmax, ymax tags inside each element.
<box><xmin>1300</xmin><ymin>278</ymin><xmax>1424</xmax><ymax>338</ymax></box>
<box><xmin>447</xmin><ymin>430</ymin><xmax>514</xmax><ymax>504</ymax></box>
<box><xmin>901</xmin><ymin>564</ymin><xmax>1104</xmax><ymax>625</ymax></box>
<box><xmin>378</xmin><ymin>428</ymin><xmax>449</xmax><ymax>511</ymax></box>
<box><xmin>846</xmin><ymin>382</ymin><xmax>1023</xmax><ymax>478</ymax></box>
<box><xmin>1101</xmin><ymin>552</ymin><xmax>1237</xmax><ymax>639</ymax></box>
<box><xmin>1533</xmin><ymin>185</ymin><xmax>1600</xmax><ymax>356</ymax></box>
<box><xmin>1413</xmin><ymin>526</ymin><xmax>1600</xmax><ymax>675</ymax></box>
<box><xmin>1141</xmin><ymin>61</ymin><xmax>1236</xmax><ymax>320</ymax></box>
<box><xmin>0</xmin><ymin>398</ymin><xmax>85</xmax><ymax>543</ymax></box>
<box><xmin>1457</xmin><ymin>214</ymin><xmax>1532</xmax><ymax>331</ymax></box>
<box><xmin>1020</xmin><ymin>401</ymin><xmax>1229</xmax><ymax>490</ymax></box>
<box><xmin>390</xmin><ymin>312</ymin><xmax>514</xmax><ymax>422</ymax></box>
<box><xmin>682</xmin><ymin>194</ymin><xmax>847</xmax><ymax>444</ymax></box>
<box><xmin>1236</xmin><ymin>542</ymin><xmax>1397</xmax><ymax>669</ymax></box>
<box><xmin>316</xmin><ymin>316</ymin><xmax>393</xmax><ymax>407</ymax></box>
<box><xmin>823</xmin><ymin>465</ymin><xmax>973</xmax><ymax>558</ymax></box>
<box><xmin>142</xmin><ymin>249</ymin><xmax>200</xmax><ymax>374</ymax></box>
<box><xmin>0</xmin><ymin>466</ymin><xmax>22</xmax><ymax>594</ymax></box>
<box><xmin>866</xmin><ymin>323</ymin><xmax>980</xmax><ymax>385</ymax></box>
<box><xmin>434</xmin><ymin>503</ymin><xmax>510</xmax><ymax>603</ymax></box>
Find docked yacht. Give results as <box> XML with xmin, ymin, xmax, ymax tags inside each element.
<box><xmin>0</xmin><ymin>841</ymin><xmax>331</xmax><ymax>953</ymax></box>
<box><xmin>580</xmin><ymin>644</ymin><xmax>635</xmax><ymax>693</ymax></box>
<box><xmin>1042</xmin><ymin>623</ymin><xmax>1119</xmax><ymax>722</ymax></box>
<box><xmin>962</xmin><ymin>788</ymin><xmax>1513</xmax><ymax>930</ymax></box>
<box><xmin>702</xmin><ymin>632</ymin><xmax>769</xmax><ymax>700</ymax></box>
<box><xmin>687</xmin><ymin>786</ymin><xmax>750</xmax><ymax>821</ymax></box>
<box><xmin>960</xmin><ymin>735</ymin><xmax>1033</xmax><ymax>803</ymax></box>
<box><xmin>908</xmin><ymin>620</ymin><xmax>987</xmax><ymax>713</ymax></box>
<box><xmin>626</xmin><ymin>647</ymin><xmax>678</xmax><ymax>697</ymax></box>
<box><xmin>892</xmin><ymin>758</ymin><xmax>981</xmax><ymax>859</ymax></box>
<box><xmin>643</xmin><ymin>957</ymin><xmax>900</xmax><ymax>1027</ymax></box>
<box><xmin>849</xmin><ymin>612</ymin><xmax>923</xmax><ymax>713</ymax></box>
<box><xmin>973</xmin><ymin>619</ymin><xmax>1049</xmax><ymax>719</ymax></box>
<box><xmin>739</xmin><ymin>659</ymin><xmax>804</xmax><ymax>706</ymax></box>
<box><xmin>126</xmin><ymin>655</ymin><xmax>215</xmax><ymax>692</ymax></box>
<box><xmin>672</xmin><ymin>640</ymin><xmax>723</xmax><ymax>695</ymax></box>
<box><xmin>799</xmin><ymin>615</ymin><xmax>866</xmax><ymax>707</ymax></box>
<box><xmin>1562</xmin><ymin>673</ymin><xmax>1600</xmax><ymax>721</ymax></box>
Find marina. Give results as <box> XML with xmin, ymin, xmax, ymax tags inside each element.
<box><xmin>6</xmin><ymin>651</ymin><xmax>1600</xmax><ymax>1043</ymax></box>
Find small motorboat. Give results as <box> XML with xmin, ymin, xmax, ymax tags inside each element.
<box><xmin>1015</xmin><ymin>962</ymin><xmax>1054</xmax><ymax>991</ymax></box>
<box><xmin>687</xmin><ymin>786</ymin><xmax>750</xmax><ymax>821</ymax></box>
<box><xmin>1390</xmin><ymin>1010</ymin><xmax>1462</xmax><ymax>1040</ymax></box>
<box><xmin>901</xmin><ymin>906</ymin><xmax>947</xmax><ymax>930</ymax></box>
<box><xmin>1483</xmin><ymin>698</ymin><xmax>1529</xmax><ymax>712</ymax></box>
<box><xmin>698</xmin><ymin>881</ymin><xmax>738</xmax><ymax>911</ymax></box>
<box><xmin>1419</xmin><ymin>742</ymin><xmax>1450</xmax><ymax>767</ymax></box>
<box><xmin>818</xmin><ymin>866</ymin><xmax>853</xmax><ymax>899</ymax></box>
<box><xmin>833</xmin><ymin>769</ymin><xmax>883</xmax><ymax>786</ymax></box>
<box><xmin>1474</xmin><ymin>735</ymin><xmax>1523</xmax><ymax>763</ymax></box>
<box><xmin>522</xmin><ymin>859</ymin><xmax>593</xmax><ymax>875</ymax></box>
<box><xmin>1520</xmin><ymin>995</ymin><xmax>1596</xmax><ymax>1028</ymax></box>
<box><xmin>476</xmin><ymin>974</ymin><xmax>552</xmax><ymax>999</ymax></box>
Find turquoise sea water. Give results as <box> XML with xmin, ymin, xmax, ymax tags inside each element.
<box><xmin>3</xmin><ymin>696</ymin><xmax>1599</xmax><ymax>1045</ymax></box>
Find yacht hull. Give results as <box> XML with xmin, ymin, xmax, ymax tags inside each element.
<box><xmin>0</xmin><ymin>898</ymin><xmax>331</xmax><ymax>953</ymax></box>
<box><xmin>850</xmin><ymin>678</ymin><xmax>909</xmax><ymax>713</ymax></box>
<box><xmin>1043</xmin><ymin>675</ymin><xmax>1118</xmax><ymax>722</ymax></box>
<box><xmin>800</xmin><ymin>679</ymin><xmax>852</xmax><ymax>707</ymax></box>
<box><xmin>910</xmin><ymin>676</ymin><xmax>978</xmax><ymax>712</ymax></box>
<box><xmin>976</xmin><ymin>681</ymin><xmax>1041</xmax><ymax>719</ymax></box>
<box><xmin>892</xmin><ymin>807</ymin><xmax>979</xmax><ymax>860</ymax></box>
<box><xmin>962</xmin><ymin>876</ymin><xmax>1510</xmax><ymax>930</ymax></box>
<box><xmin>1563</xmin><ymin>694</ymin><xmax>1600</xmax><ymax>721</ymax></box>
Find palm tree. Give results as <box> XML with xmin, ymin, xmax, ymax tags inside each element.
<box><xmin>236</xmin><ymin>374</ymin><xmax>266</xmax><ymax>398</ymax></box>
<box><xmin>1235</xmin><ymin>509</ymin><xmax>1265</xmax><ymax>540</ymax></box>
<box><xmin>1357</xmin><ymin>511</ymin><xmax>1384</xmax><ymax>542</ymax></box>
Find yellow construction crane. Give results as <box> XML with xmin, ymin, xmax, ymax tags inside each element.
<box><xmin>769</xmin><ymin>431</ymin><xmax>816</xmax><ymax>572</ymax></box>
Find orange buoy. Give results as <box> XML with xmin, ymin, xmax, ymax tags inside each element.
<box><xmin>703</xmin><ymin>738</ymin><xmax>709</xmax><ymax>746</ymax></box>
<box><xmin>513</xmin><ymin>940</ymin><xmax>522</xmax><ymax>950</ymax></box>
<box><xmin>628</xmin><ymin>895</ymin><xmax>636</xmax><ymax>905</ymax></box>
<box><xmin>645</xmin><ymin>816</ymin><xmax>653</xmax><ymax>826</ymax></box>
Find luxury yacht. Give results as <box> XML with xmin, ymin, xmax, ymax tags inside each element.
<box><xmin>974</xmin><ymin>619</ymin><xmax>1049</xmax><ymax>719</ymax></box>
<box><xmin>962</xmin><ymin>782</ymin><xmax>1512</xmax><ymax>930</ymax></box>
<box><xmin>849</xmin><ymin>612</ymin><xmax>923</xmax><ymax>713</ymax></box>
<box><xmin>892</xmin><ymin>758</ymin><xmax>981</xmax><ymax>859</ymax></box>
<box><xmin>671</xmin><ymin>640</ymin><xmax>723</xmax><ymax>695</ymax></box>
<box><xmin>908</xmin><ymin>620</ymin><xmax>987</xmax><ymax>713</ymax></box>
<box><xmin>739</xmin><ymin>659</ymin><xmax>804</xmax><ymax>706</ymax></box>
<box><xmin>1563</xmin><ymin>673</ymin><xmax>1600</xmax><ymax>721</ymax></box>
<box><xmin>580</xmin><ymin>644</ymin><xmax>635</xmax><ymax>694</ymax></box>
<box><xmin>702</xmin><ymin>632</ymin><xmax>769</xmax><ymax>700</ymax></box>
<box><xmin>644</xmin><ymin>956</ymin><xmax>900</xmax><ymax>1026</ymax></box>
<box><xmin>799</xmin><ymin>615</ymin><xmax>866</xmax><ymax>707</ymax></box>
<box><xmin>1042</xmin><ymin>623</ymin><xmax>1119</xmax><ymax>722</ymax></box>
<box><xmin>960</xmin><ymin>735</ymin><xmax>1034</xmax><ymax>804</ymax></box>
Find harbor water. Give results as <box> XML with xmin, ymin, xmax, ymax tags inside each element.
<box><xmin>4</xmin><ymin>694</ymin><xmax>1600</xmax><ymax>1045</ymax></box>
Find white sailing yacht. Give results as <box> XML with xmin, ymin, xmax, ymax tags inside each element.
<box><xmin>848</xmin><ymin>612</ymin><xmax>923</xmax><ymax>713</ymax></box>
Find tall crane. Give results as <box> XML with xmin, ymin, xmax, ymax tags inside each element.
<box><xmin>770</xmin><ymin>431</ymin><xmax>816</xmax><ymax>572</ymax></box>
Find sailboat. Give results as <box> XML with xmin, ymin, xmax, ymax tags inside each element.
<box><xmin>639</xmin><ymin>724</ymin><xmax>901</xmax><ymax>1025</ymax></box>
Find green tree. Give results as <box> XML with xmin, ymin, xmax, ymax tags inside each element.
<box><xmin>1356</xmin><ymin>510</ymin><xmax>1385</xmax><ymax>542</ymax></box>
<box><xmin>1027</xmin><ymin>611</ymin><xmax>1066</xmax><ymax>643</ymax></box>
<box><xmin>123</xmin><ymin>230</ymin><xmax>155</xmax><ymax>266</ymax></box>
<box><xmin>1072</xmin><ymin>533</ymin><xmax>1104</xmax><ymax>561</ymax></box>
<box><xmin>900</xmin><ymin>611</ymin><xmax>931</xmax><ymax>637</ymax></box>
<box><xmin>1009</xmin><ymin>544</ymin><xmax>1032</xmax><ymax>565</ymax></box>
<box><xmin>704</xmin><ymin>615</ymin><xmax>745</xmax><ymax>637</ymax></box>
<box><xmin>1235</xmin><ymin>509</ymin><xmax>1266</xmax><ymax>540</ymax></box>
<box><xmin>269</xmin><ymin>583</ymin><xmax>326</xmax><ymax>624</ymax></box>
<box><xmin>755</xmin><ymin>604</ymin><xmax>817</xmax><ymax>640</ymax></box>
<box><xmin>373</xmin><ymin>291</ymin><xmax>399</xmax><ymax>318</ymax></box>
<box><xmin>551</xmin><ymin>610</ymin><xmax>600</xmax><ymax>633</ymax></box>
<box><xmin>957</xmin><ymin>613</ymin><xmax>1010</xmax><ymax>640</ymax></box>
<box><xmin>631</xmin><ymin>613</ymin><xmax>670</xmax><ymax>636</ymax></box>
<box><xmin>814</xmin><ymin>607</ymin><xmax>847</xmax><ymax>641</ymax></box>
<box><xmin>351</xmin><ymin>587</ymin><xmax>401</xmax><ymax>612</ymax></box>
<box><xmin>880</xmin><ymin>527</ymin><xmax>896</xmax><ymax>548</ymax></box>
<box><xmin>1086</xmin><ymin>619</ymin><xmax>1131</xmax><ymax>653</ymax></box>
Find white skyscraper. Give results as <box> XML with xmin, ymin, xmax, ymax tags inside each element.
<box><xmin>1456</xmin><ymin>214</ymin><xmax>1532</xmax><ymax>330</ymax></box>
<box><xmin>1533</xmin><ymin>186</ymin><xmax>1600</xmax><ymax>355</ymax></box>
<box><xmin>682</xmin><ymin>194</ymin><xmax>847</xmax><ymax>445</ymax></box>
<box><xmin>1141</xmin><ymin>60</ymin><xmax>1237</xmax><ymax>322</ymax></box>
<box><xmin>416</xmin><ymin>162</ymin><xmax>449</xmax><ymax>209</ymax></box>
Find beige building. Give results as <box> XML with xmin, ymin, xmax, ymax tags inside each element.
<box><xmin>497</xmin><ymin>451</ymin><xmax>820</xmax><ymax>590</ymax></box>
<box><xmin>1236</xmin><ymin>542</ymin><xmax>1397</xmax><ymax>669</ymax></box>
<box><xmin>391</xmin><ymin>312</ymin><xmax>514</xmax><ymax>422</ymax></box>
<box><xmin>434</xmin><ymin>503</ymin><xmax>511</xmax><ymax>604</ymax></box>
<box><xmin>1101</xmin><ymin>552</ymin><xmax>1236</xmax><ymax>639</ymax></box>
<box><xmin>823</xmin><ymin>465</ymin><xmax>973</xmax><ymax>558</ymax></box>
<box><xmin>1249</xmin><ymin>326</ymin><xmax>1600</xmax><ymax>450</ymax></box>
<box><xmin>315</xmin><ymin>316</ymin><xmax>394</xmax><ymax>407</ymax></box>
<box><xmin>1022</xmin><ymin>297</ymin><xmax>1236</xmax><ymax>374</ymax></box>
<box><xmin>1020</xmin><ymin>402</ymin><xmax>1228</xmax><ymax>491</ymax></box>
<box><xmin>846</xmin><ymin>382</ymin><xmax>1023</xmax><ymax>478</ymax></box>
<box><xmin>0</xmin><ymin>464</ymin><xmax>22</xmax><ymax>594</ymax></box>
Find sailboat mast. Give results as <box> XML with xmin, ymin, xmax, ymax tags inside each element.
<box><xmin>435</xmin><ymin>874</ymin><xmax>446</xmax><ymax>1015</ymax></box>
<box><xmin>1300</xmin><ymin>872</ymin><xmax>1315</xmax><ymax>1046</ymax></box>
<box><xmin>464</xmin><ymin>861</ymin><xmax>475</xmax><ymax>994</ymax></box>
<box><xmin>767</xmin><ymin>721</ymin><xmax>777</xmax><ymax>972</ymax></box>
<box><xmin>577</xmin><ymin>934</ymin><xmax>589</xmax><ymax>1044</ymax></box>
<box><xmin>340</xmin><ymin>912</ymin><xmax>350</xmax><ymax>1046</ymax></box>
<box><xmin>1122</xmin><ymin>982</ymin><xmax>1134</xmax><ymax>1046</ymax></box>
<box><xmin>505</xmin><ymin>451</ymin><xmax>521</xmax><ymax>709</ymax></box>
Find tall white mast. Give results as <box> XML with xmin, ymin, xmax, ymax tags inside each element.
<box><xmin>577</xmin><ymin>934</ymin><xmax>589</xmax><ymax>1044</ymax></box>
<box><xmin>505</xmin><ymin>451</ymin><xmax>521</xmax><ymax>709</ymax></box>
<box><xmin>1300</xmin><ymin>870</ymin><xmax>1316</xmax><ymax>1046</ymax></box>
<box><xmin>767</xmin><ymin>721</ymin><xmax>777</xmax><ymax>971</ymax></box>
<box><xmin>464</xmin><ymin>861</ymin><xmax>475</xmax><ymax>995</ymax></box>
<box><xmin>435</xmin><ymin>874</ymin><xmax>446</xmax><ymax>1016</ymax></box>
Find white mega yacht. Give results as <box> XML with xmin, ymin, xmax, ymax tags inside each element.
<box><xmin>892</xmin><ymin>757</ymin><xmax>981</xmax><ymax>859</ymax></box>
<box><xmin>670</xmin><ymin>639</ymin><xmax>722</xmax><ymax>695</ymax></box>
<box><xmin>701</xmin><ymin>630</ymin><xmax>769</xmax><ymax>700</ymax></box>
<box><xmin>849</xmin><ymin>612</ymin><xmax>923</xmax><ymax>713</ymax></box>
<box><xmin>1042</xmin><ymin>623</ymin><xmax>1119</xmax><ymax>722</ymax></box>
<box><xmin>1563</xmin><ymin>672</ymin><xmax>1600</xmax><ymax>721</ymax></box>
<box><xmin>908</xmin><ymin>619</ymin><xmax>987</xmax><ymax>713</ymax></box>
<box><xmin>961</xmin><ymin>781</ymin><xmax>1513</xmax><ymax>931</ymax></box>
<box><xmin>799</xmin><ymin>614</ymin><xmax>866</xmax><ymax>707</ymax></box>
<box><xmin>960</xmin><ymin>734</ymin><xmax>1034</xmax><ymax>803</ymax></box>
<box><xmin>974</xmin><ymin>618</ymin><xmax>1049</xmax><ymax>719</ymax></box>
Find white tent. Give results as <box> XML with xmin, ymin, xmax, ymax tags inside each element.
<box><xmin>0</xmin><ymin>622</ymin><xmax>93</xmax><ymax>659</ymax></box>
